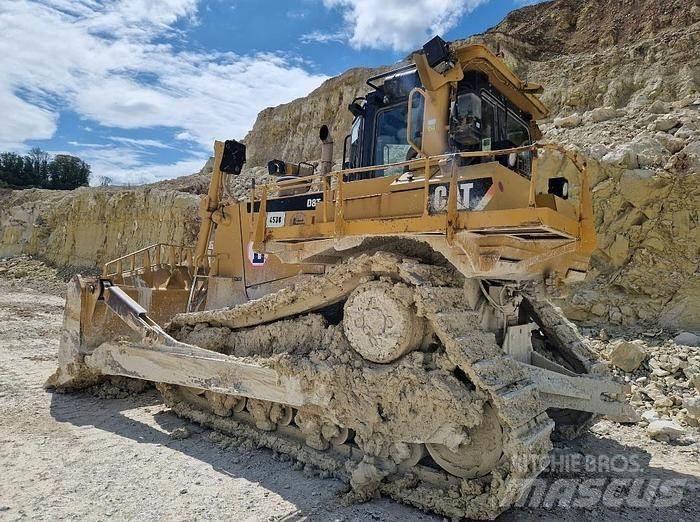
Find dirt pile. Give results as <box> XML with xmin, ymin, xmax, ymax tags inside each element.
<box><xmin>546</xmin><ymin>98</ymin><xmax>699</xmax><ymax>330</ymax></box>
<box><xmin>0</xmin><ymin>255</ymin><xmax>88</xmax><ymax>296</ymax></box>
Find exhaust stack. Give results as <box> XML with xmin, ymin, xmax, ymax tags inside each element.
<box><xmin>319</xmin><ymin>125</ymin><xmax>333</xmax><ymax>175</ymax></box>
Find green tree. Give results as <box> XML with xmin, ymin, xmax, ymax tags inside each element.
<box><xmin>47</xmin><ymin>154</ymin><xmax>91</xmax><ymax>189</ymax></box>
<box><xmin>25</xmin><ymin>147</ymin><xmax>50</xmax><ymax>187</ymax></box>
<box><xmin>1</xmin><ymin>150</ymin><xmax>91</xmax><ymax>190</ymax></box>
<box><xmin>0</xmin><ymin>152</ymin><xmax>25</xmax><ymax>186</ymax></box>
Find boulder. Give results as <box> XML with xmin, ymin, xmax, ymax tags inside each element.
<box><xmin>646</xmin><ymin>419</ymin><xmax>685</xmax><ymax>441</ymax></box>
<box><xmin>607</xmin><ymin>234</ymin><xmax>630</xmax><ymax>266</ymax></box>
<box><xmin>683</xmin><ymin>397</ymin><xmax>700</xmax><ymax>420</ymax></box>
<box><xmin>653</xmin><ymin>395</ymin><xmax>673</xmax><ymax>408</ymax></box>
<box><xmin>602</xmin><ymin>138</ymin><xmax>667</xmax><ymax>168</ymax></box>
<box><xmin>641</xmin><ymin>410</ymin><xmax>659</xmax><ymax>423</ymax></box>
<box><xmin>654</xmin><ymin>132</ymin><xmax>685</xmax><ymax>153</ymax></box>
<box><xmin>678</xmin><ymin>141</ymin><xmax>700</xmax><ymax>171</ymax></box>
<box><xmin>673</xmin><ymin>331</ymin><xmax>699</xmax><ymax>347</ymax></box>
<box><xmin>554</xmin><ymin>113</ymin><xmax>582</xmax><ymax>128</ymax></box>
<box><xmin>602</xmin><ymin>144</ymin><xmax>640</xmax><ymax>168</ymax></box>
<box><xmin>633</xmin><ymin>137</ymin><xmax>670</xmax><ymax>167</ymax></box>
<box><xmin>609</xmin><ymin>340</ymin><xmax>647</xmax><ymax>372</ymax></box>
<box><xmin>649</xmin><ymin>100</ymin><xmax>672</xmax><ymax>114</ymax></box>
<box><xmin>653</xmin><ymin>116</ymin><xmax>680</xmax><ymax>132</ymax></box>
<box><xmin>675</xmin><ymin>126</ymin><xmax>696</xmax><ymax>140</ymax></box>
<box><xmin>591</xmin><ymin>106</ymin><xmax>623</xmax><ymax>122</ymax></box>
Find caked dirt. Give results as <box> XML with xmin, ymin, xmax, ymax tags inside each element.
<box><xmin>0</xmin><ymin>259</ymin><xmax>699</xmax><ymax>521</ymax></box>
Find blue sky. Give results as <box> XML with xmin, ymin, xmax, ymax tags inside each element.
<box><xmin>0</xmin><ymin>0</ymin><xmax>539</xmax><ymax>184</ymax></box>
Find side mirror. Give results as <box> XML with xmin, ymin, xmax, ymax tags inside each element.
<box><xmin>220</xmin><ymin>140</ymin><xmax>246</xmax><ymax>175</ymax></box>
<box><xmin>348</xmin><ymin>97</ymin><xmax>365</xmax><ymax>117</ymax></box>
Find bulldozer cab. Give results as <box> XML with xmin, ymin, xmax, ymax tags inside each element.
<box><xmin>344</xmin><ymin>54</ymin><xmax>537</xmax><ymax>181</ymax></box>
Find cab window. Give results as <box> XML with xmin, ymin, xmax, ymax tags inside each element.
<box><xmin>347</xmin><ymin>117</ymin><xmax>363</xmax><ymax>168</ymax></box>
<box><xmin>451</xmin><ymin>93</ymin><xmax>482</xmax><ymax>148</ymax></box>
<box><xmin>506</xmin><ymin>110</ymin><xmax>530</xmax><ymax>146</ymax></box>
<box><xmin>409</xmin><ymin>91</ymin><xmax>425</xmax><ymax>151</ymax></box>
<box><xmin>374</xmin><ymin>105</ymin><xmax>410</xmax><ymax>176</ymax></box>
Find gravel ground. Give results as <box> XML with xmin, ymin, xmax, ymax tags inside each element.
<box><xmin>0</xmin><ymin>273</ymin><xmax>698</xmax><ymax>521</ymax></box>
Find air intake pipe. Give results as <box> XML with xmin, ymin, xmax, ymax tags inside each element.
<box><xmin>319</xmin><ymin>124</ymin><xmax>334</xmax><ymax>176</ymax></box>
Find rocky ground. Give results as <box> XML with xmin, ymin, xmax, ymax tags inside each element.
<box><xmin>1</xmin><ymin>257</ymin><xmax>699</xmax><ymax>521</ymax></box>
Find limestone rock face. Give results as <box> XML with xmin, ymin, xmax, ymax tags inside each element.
<box><xmin>0</xmin><ymin>187</ymin><xmax>199</xmax><ymax>268</ymax></box>
<box><xmin>243</xmin><ymin>67</ymin><xmax>383</xmax><ymax>167</ymax></box>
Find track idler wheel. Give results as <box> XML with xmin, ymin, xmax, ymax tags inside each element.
<box><xmin>343</xmin><ymin>281</ymin><xmax>424</xmax><ymax>363</ymax></box>
<box><xmin>270</xmin><ymin>403</ymin><xmax>294</xmax><ymax>426</ymax></box>
<box><xmin>425</xmin><ymin>404</ymin><xmax>503</xmax><ymax>479</ymax></box>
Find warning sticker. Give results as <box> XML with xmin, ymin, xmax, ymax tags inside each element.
<box><xmin>247</xmin><ymin>242</ymin><xmax>266</xmax><ymax>267</ymax></box>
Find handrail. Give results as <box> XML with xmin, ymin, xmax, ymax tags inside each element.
<box><xmin>260</xmin><ymin>144</ymin><xmax>535</xmax><ymax>194</ymax></box>
<box><xmin>103</xmin><ymin>243</ymin><xmax>197</xmax><ymax>278</ymax></box>
<box><xmin>406</xmin><ymin>87</ymin><xmax>426</xmax><ymax>155</ymax></box>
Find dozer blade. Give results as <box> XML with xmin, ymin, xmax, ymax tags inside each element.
<box><xmin>85</xmin><ymin>341</ymin><xmax>312</xmax><ymax>407</ymax></box>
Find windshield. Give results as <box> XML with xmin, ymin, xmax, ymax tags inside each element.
<box><xmin>374</xmin><ymin>105</ymin><xmax>410</xmax><ymax>176</ymax></box>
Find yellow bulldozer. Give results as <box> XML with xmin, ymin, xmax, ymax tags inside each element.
<box><xmin>48</xmin><ymin>37</ymin><xmax>629</xmax><ymax>519</ymax></box>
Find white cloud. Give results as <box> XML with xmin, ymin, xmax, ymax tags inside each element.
<box><xmin>175</xmin><ymin>131</ymin><xmax>196</xmax><ymax>141</ymax></box>
<box><xmin>88</xmin><ymin>154</ymin><xmax>208</xmax><ymax>186</ymax></box>
<box><xmin>67</xmin><ymin>141</ymin><xmax>105</xmax><ymax>148</ymax></box>
<box><xmin>300</xmin><ymin>30</ymin><xmax>347</xmax><ymax>44</ymax></box>
<box><xmin>0</xmin><ymin>0</ymin><xmax>328</xmax><ymax>183</ymax></box>
<box><xmin>0</xmin><ymin>88</ymin><xmax>57</xmax><ymax>150</ymax></box>
<box><xmin>322</xmin><ymin>0</ymin><xmax>488</xmax><ymax>51</ymax></box>
<box><xmin>57</xmin><ymin>143</ymin><xmax>207</xmax><ymax>185</ymax></box>
<box><xmin>108</xmin><ymin>137</ymin><xmax>174</xmax><ymax>149</ymax></box>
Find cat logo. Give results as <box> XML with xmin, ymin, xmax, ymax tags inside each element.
<box><xmin>428</xmin><ymin>177</ymin><xmax>494</xmax><ymax>214</ymax></box>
